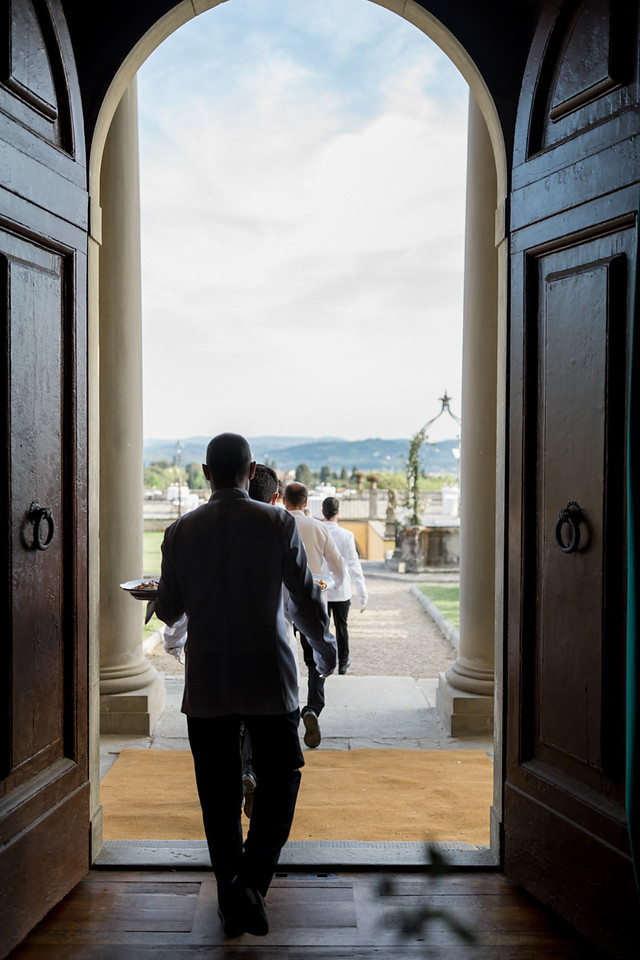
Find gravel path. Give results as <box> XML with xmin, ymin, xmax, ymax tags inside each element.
<box><xmin>147</xmin><ymin>572</ymin><xmax>457</xmax><ymax>681</ymax></box>
<box><xmin>334</xmin><ymin>575</ymin><xmax>456</xmax><ymax>678</ymax></box>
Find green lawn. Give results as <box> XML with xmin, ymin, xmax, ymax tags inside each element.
<box><xmin>143</xmin><ymin>531</ymin><xmax>164</xmax><ymax>575</ymax></box>
<box><xmin>418</xmin><ymin>583</ymin><xmax>460</xmax><ymax>629</ymax></box>
<box><xmin>143</xmin><ymin>531</ymin><xmax>164</xmax><ymax>641</ymax></box>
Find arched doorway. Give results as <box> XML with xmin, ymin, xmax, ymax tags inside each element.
<box><xmin>88</xmin><ymin>0</ymin><xmax>507</xmax><ymax>864</ymax></box>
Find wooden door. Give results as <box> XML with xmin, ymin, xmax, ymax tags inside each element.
<box><xmin>0</xmin><ymin>0</ymin><xmax>89</xmax><ymax>955</ymax></box>
<box><xmin>505</xmin><ymin>1</ymin><xmax>639</xmax><ymax>956</ymax></box>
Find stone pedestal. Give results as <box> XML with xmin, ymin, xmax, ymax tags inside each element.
<box><xmin>388</xmin><ymin>524</ymin><xmax>460</xmax><ymax>572</ymax></box>
<box><xmin>384</xmin><ymin>490</ymin><xmax>398</xmax><ymax>539</ymax></box>
<box><xmin>424</xmin><ymin>526</ymin><xmax>460</xmax><ymax>568</ymax></box>
<box><xmin>384</xmin><ymin>511</ymin><xmax>397</xmax><ymax>540</ymax></box>
<box><xmin>389</xmin><ymin>526</ymin><xmax>426</xmax><ymax>572</ymax></box>
<box><xmin>100</xmin><ymin>679</ymin><xmax>167</xmax><ymax>736</ymax></box>
<box><xmin>436</xmin><ymin>672</ymin><xmax>494</xmax><ymax>737</ymax></box>
<box><xmin>437</xmin><ymin>94</ymin><xmax>497</xmax><ymax>736</ymax></box>
<box><xmin>98</xmin><ymin>79</ymin><xmax>165</xmax><ymax>735</ymax></box>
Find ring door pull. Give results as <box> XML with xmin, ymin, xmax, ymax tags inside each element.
<box><xmin>554</xmin><ymin>500</ymin><xmax>585</xmax><ymax>554</ymax></box>
<box><xmin>29</xmin><ymin>501</ymin><xmax>55</xmax><ymax>550</ymax></box>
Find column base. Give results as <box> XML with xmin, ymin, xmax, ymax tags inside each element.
<box><xmin>436</xmin><ymin>672</ymin><xmax>494</xmax><ymax>737</ymax></box>
<box><xmin>490</xmin><ymin>803</ymin><xmax>503</xmax><ymax>855</ymax></box>
<box><xmin>91</xmin><ymin>803</ymin><xmax>104</xmax><ymax>862</ymax></box>
<box><xmin>100</xmin><ymin>673</ymin><xmax>166</xmax><ymax>735</ymax></box>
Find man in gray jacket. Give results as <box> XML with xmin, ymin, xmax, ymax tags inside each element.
<box><xmin>154</xmin><ymin>434</ymin><xmax>336</xmax><ymax>939</ymax></box>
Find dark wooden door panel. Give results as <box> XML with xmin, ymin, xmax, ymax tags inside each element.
<box><xmin>506</xmin><ymin>220</ymin><xmax>639</xmax><ymax>960</ymax></box>
<box><xmin>506</xmin><ymin>1</ymin><xmax>640</xmax><ymax>956</ymax></box>
<box><xmin>0</xmin><ymin>0</ymin><xmax>89</xmax><ymax>955</ymax></box>
<box><xmin>511</xmin><ymin>0</ymin><xmax>639</xmax><ymax>229</ymax></box>
<box><xmin>508</xmin><ymin>221</ymin><xmax>634</xmax><ymax>848</ymax></box>
<box><xmin>3</xmin><ymin>232</ymin><xmax>68</xmax><ymax>786</ymax></box>
<box><xmin>0</xmin><ymin>0</ymin><xmax>85</xmax><ymax>227</ymax></box>
<box><xmin>519</xmin><ymin>0</ymin><xmax>639</xmax><ymax>158</ymax></box>
<box><xmin>533</xmin><ymin>0</ymin><xmax>637</xmax><ymax>152</ymax></box>
<box><xmin>1</xmin><ymin>0</ymin><xmax>72</xmax><ymax>149</ymax></box>
<box><xmin>529</xmin><ymin>233</ymin><xmax>630</xmax><ymax>791</ymax></box>
<box><xmin>0</xmin><ymin>223</ymin><xmax>89</xmax><ymax>957</ymax></box>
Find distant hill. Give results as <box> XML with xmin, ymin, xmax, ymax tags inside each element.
<box><xmin>144</xmin><ymin>436</ymin><xmax>460</xmax><ymax>476</ymax></box>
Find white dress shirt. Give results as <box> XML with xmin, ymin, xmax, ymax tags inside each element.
<box><xmin>155</xmin><ymin>489</ymin><xmax>336</xmax><ymax>717</ymax></box>
<box><xmin>288</xmin><ymin>510</ymin><xmax>345</xmax><ymax>588</ymax></box>
<box><xmin>321</xmin><ymin>521</ymin><xmax>368</xmax><ymax>607</ymax></box>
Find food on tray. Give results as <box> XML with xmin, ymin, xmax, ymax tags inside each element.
<box><xmin>119</xmin><ymin>577</ymin><xmax>160</xmax><ymax>599</ymax></box>
<box><xmin>314</xmin><ymin>577</ymin><xmax>327</xmax><ymax>591</ymax></box>
<box><xmin>137</xmin><ymin>578</ymin><xmax>159</xmax><ymax>591</ymax></box>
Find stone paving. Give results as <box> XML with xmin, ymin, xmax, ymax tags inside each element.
<box><xmin>337</xmin><ymin>564</ymin><xmax>458</xmax><ymax>678</ymax></box>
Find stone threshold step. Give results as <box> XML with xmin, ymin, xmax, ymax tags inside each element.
<box><xmin>94</xmin><ymin>839</ymin><xmax>496</xmax><ymax>869</ymax></box>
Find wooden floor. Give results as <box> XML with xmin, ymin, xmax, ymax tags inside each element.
<box><xmin>8</xmin><ymin>868</ymin><xmax>609</xmax><ymax>959</ymax></box>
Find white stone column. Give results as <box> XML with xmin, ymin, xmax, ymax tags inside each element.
<box><xmin>98</xmin><ymin>78</ymin><xmax>165</xmax><ymax>734</ymax></box>
<box><xmin>436</xmin><ymin>94</ymin><xmax>497</xmax><ymax>736</ymax></box>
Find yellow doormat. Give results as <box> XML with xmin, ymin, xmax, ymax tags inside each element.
<box><xmin>100</xmin><ymin>748</ymin><xmax>492</xmax><ymax>846</ymax></box>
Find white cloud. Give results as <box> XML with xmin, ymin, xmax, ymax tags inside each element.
<box><xmin>138</xmin><ymin>0</ymin><xmax>468</xmax><ymax>440</ymax></box>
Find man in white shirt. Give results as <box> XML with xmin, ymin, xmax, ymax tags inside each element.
<box><xmin>154</xmin><ymin>435</ymin><xmax>336</xmax><ymax>938</ymax></box>
<box><xmin>321</xmin><ymin>496</ymin><xmax>368</xmax><ymax>675</ymax></box>
<box><xmin>284</xmin><ymin>482</ymin><xmax>345</xmax><ymax>748</ymax></box>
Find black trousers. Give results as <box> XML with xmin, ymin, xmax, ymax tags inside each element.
<box><xmin>298</xmin><ymin>633</ymin><xmax>325</xmax><ymax>715</ymax></box>
<box><xmin>187</xmin><ymin>711</ymin><xmax>303</xmax><ymax>899</ymax></box>
<box><xmin>328</xmin><ymin>599</ymin><xmax>351</xmax><ymax>669</ymax></box>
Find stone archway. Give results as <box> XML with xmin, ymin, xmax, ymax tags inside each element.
<box><xmin>88</xmin><ymin>0</ymin><xmax>508</xmax><ymax>863</ymax></box>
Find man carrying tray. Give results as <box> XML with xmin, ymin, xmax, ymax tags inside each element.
<box><xmin>152</xmin><ymin>433</ymin><xmax>336</xmax><ymax>938</ymax></box>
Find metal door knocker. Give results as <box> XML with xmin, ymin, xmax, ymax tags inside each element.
<box><xmin>554</xmin><ymin>500</ymin><xmax>585</xmax><ymax>554</ymax></box>
<box><xmin>29</xmin><ymin>501</ymin><xmax>55</xmax><ymax>550</ymax></box>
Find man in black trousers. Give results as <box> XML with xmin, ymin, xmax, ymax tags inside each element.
<box><xmin>154</xmin><ymin>433</ymin><xmax>336</xmax><ymax>938</ymax></box>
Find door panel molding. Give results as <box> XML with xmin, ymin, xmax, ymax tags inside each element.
<box><xmin>504</xmin><ymin>784</ymin><xmax>636</xmax><ymax>954</ymax></box>
<box><xmin>511</xmin><ymin>133</ymin><xmax>640</xmax><ymax>229</ymax></box>
<box><xmin>1</xmin><ymin>784</ymin><xmax>89</xmax><ymax>955</ymax></box>
<box><xmin>539</xmin><ymin>0</ymin><xmax>636</xmax><ymax>147</ymax></box>
<box><xmin>1</xmin><ymin>0</ymin><xmax>78</xmax><ymax>154</ymax></box>
<box><xmin>514</xmin><ymin>232</ymin><xmax>632</xmax><ymax>780</ymax></box>
<box><xmin>515</xmin><ymin>0</ymin><xmax>638</xmax><ymax>167</ymax></box>
<box><xmin>516</xmin><ymin>758</ymin><xmax>630</xmax><ymax>847</ymax></box>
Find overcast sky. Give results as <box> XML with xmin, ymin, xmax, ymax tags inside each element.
<box><xmin>137</xmin><ymin>0</ymin><xmax>469</xmax><ymax>442</ymax></box>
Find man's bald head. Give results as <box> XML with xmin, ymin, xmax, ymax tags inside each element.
<box><xmin>284</xmin><ymin>482</ymin><xmax>308</xmax><ymax>510</ymax></box>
